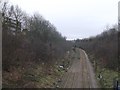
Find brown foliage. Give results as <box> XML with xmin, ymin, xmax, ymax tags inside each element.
<box><xmin>75</xmin><ymin>27</ymin><xmax>118</xmax><ymax>70</ymax></box>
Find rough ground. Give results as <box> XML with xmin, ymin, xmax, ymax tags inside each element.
<box><xmin>59</xmin><ymin>48</ymin><xmax>98</xmax><ymax>88</ymax></box>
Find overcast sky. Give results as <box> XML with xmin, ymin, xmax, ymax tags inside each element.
<box><xmin>9</xmin><ymin>0</ymin><xmax>119</xmax><ymax>40</ymax></box>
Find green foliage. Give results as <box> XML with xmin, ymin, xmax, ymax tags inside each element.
<box><xmin>95</xmin><ymin>66</ymin><xmax>119</xmax><ymax>88</ymax></box>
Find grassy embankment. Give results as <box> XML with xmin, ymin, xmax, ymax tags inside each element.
<box><xmin>3</xmin><ymin>50</ymin><xmax>75</xmax><ymax>88</ymax></box>
<box><xmin>88</xmin><ymin>54</ymin><xmax>120</xmax><ymax>88</ymax></box>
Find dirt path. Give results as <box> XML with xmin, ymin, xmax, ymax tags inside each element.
<box><xmin>59</xmin><ymin>48</ymin><xmax>98</xmax><ymax>88</ymax></box>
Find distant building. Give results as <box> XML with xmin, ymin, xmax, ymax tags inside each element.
<box><xmin>3</xmin><ymin>17</ymin><xmax>21</xmax><ymax>30</ymax></box>
<box><xmin>2</xmin><ymin>14</ymin><xmax>21</xmax><ymax>35</ymax></box>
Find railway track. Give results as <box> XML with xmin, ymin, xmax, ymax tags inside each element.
<box><xmin>59</xmin><ymin>48</ymin><xmax>98</xmax><ymax>88</ymax></box>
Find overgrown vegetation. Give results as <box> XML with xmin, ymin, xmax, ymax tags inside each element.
<box><xmin>88</xmin><ymin>54</ymin><xmax>119</xmax><ymax>88</ymax></box>
<box><xmin>75</xmin><ymin>26</ymin><xmax>118</xmax><ymax>71</ymax></box>
<box><xmin>1</xmin><ymin>0</ymin><xmax>119</xmax><ymax>88</ymax></box>
<box><xmin>75</xmin><ymin>25</ymin><xmax>119</xmax><ymax>88</ymax></box>
<box><xmin>1</xmin><ymin>1</ymin><xmax>73</xmax><ymax>88</ymax></box>
<box><xmin>95</xmin><ymin>66</ymin><xmax>119</xmax><ymax>88</ymax></box>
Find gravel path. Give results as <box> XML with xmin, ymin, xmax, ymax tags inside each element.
<box><xmin>59</xmin><ymin>48</ymin><xmax>98</xmax><ymax>88</ymax></box>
